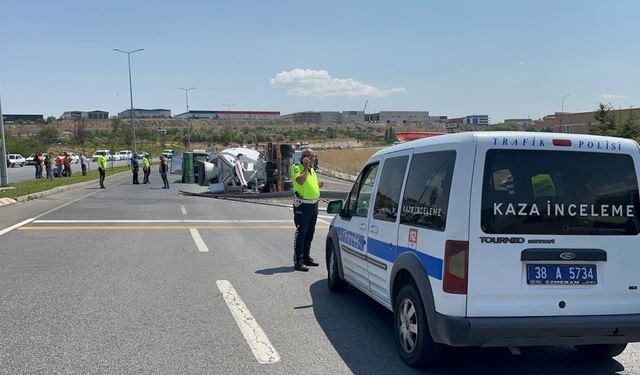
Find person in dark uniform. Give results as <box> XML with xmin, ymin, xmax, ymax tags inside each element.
<box><xmin>131</xmin><ymin>155</ymin><xmax>140</xmax><ymax>184</ymax></box>
<box><xmin>290</xmin><ymin>148</ymin><xmax>324</xmax><ymax>271</ymax></box>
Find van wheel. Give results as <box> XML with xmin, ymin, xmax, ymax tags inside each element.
<box><xmin>394</xmin><ymin>284</ymin><xmax>443</xmax><ymax>367</ymax></box>
<box><xmin>576</xmin><ymin>343</ymin><xmax>627</xmax><ymax>358</ymax></box>
<box><xmin>327</xmin><ymin>243</ymin><xmax>347</xmax><ymax>292</ymax></box>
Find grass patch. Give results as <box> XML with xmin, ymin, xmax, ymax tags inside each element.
<box><xmin>316</xmin><ymin>147</ymin><xmax>382</xmax><ymax>176</ymax></box>
<box><xmin>0</xmin><ymin>165</ymin><xmax>132</xmax><ymax>199</ymax></box>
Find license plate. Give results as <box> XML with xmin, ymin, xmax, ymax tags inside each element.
<box><xmin>526</xmin><ymin>264</ymin><xmax>597</xmax><ymax>285</ymax></box>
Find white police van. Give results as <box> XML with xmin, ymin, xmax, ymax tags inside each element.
<box><xmin>325</xmin><ymin>132</ymin><xmax>640</xmax><ymax>367</ymax></box>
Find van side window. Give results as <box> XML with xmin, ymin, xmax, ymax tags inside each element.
<box><xmin>346</xmin><ymin>163</ymin><xmax>379</xmax><ymax>218</ymax></box>
<box><xmin>373</xmin><ymin>155</ymin><xmax>409</xmax><ymax>222</ymax></box>
<box><xmin>400</xmin><ymin>151</ymin><xmax>456</xmax><ymax>231</ymax></box>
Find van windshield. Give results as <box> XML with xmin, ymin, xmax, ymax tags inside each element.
<box><xmin>481</xmin><ymin>149</ymin><xmax>640</xmax><ymax>235</ymax></box>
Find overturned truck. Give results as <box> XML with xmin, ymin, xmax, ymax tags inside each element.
<box><xmin>195</xmin><ymin>143</ymin><xmax>296</xmax><ymax>194</ymax></box>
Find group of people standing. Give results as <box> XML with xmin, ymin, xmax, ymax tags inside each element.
<box><xmin>33</xmin><ymin>152</ymin><xmax>88</xmax><ymax>180</ymax></box>
<box><xmin>129</xmin><ymin>154</ymin><xmax>170</xmax><ymax>189</ymax></box>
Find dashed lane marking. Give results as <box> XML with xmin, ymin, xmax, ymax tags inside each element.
<box><xmin>216</xmin><ymin>280</ymin><xmax>280</xmax><ymax>364</ymax></box>
<box><xmin>189</xmin><ymin>228</ymin><xmax>209</xmax><ymax>252</ymax></box>
<box><xmin>181</xmin><ymin>205</ymin><xmax>187</xmax><ymax>215</ymax></box>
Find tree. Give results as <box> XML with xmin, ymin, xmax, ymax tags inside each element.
<box><xmin>588</xmin><ymin>103</ymin><xmax>616</xmax><ymax>135</ymax></box>
<box><xmin>36</xmin><ymin>126</ymin><xmax>60</xmax><ymax>148</ymax></box>
<box><xmin>616</xmin><ymin>107</ymin><xmax>639</xmax><ymax>139</ymax></box>
<box><xmin>73</xmin><ymin>118</ymin><xmax>88</xmax><ymax>154</ymax></box>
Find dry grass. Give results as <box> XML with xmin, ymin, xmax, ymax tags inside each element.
<box><xmin>316</xmin><ymin>147</ymin><xmax>381</xmax><ymax>176</ymax></box>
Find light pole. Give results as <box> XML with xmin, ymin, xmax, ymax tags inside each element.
<box><xmin>179</xmin><ymin>87</ymin><xmax>195</xmax><ymax>149</ymax></box>
<box><xmin>560</xmin><ymin>94</ymin><xmax>570</xmax><ymax>133</ymax></box>
<box><xmin>0</xmin><ymin>90</ymin><xmax>8</xmax><ymax>187</ymax></box>
<box><xmin>222</xmin><ymin>103</ymin><xmax>235</xmax><ymax>120</ymax></box>
<box><xmin>113</xmin><ymin>48</ymin><xmax>144</xmax><ymax>154</ymax></box>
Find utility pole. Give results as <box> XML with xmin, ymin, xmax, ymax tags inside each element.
<box><xmin>0</xmin><ymin>90</ymin><xmax>8</xmax><ymax>187</ymax></box>
<box><xmin>113</xmin><ymin>48</ymin><xmax>144</xmax><ymax>154</ymax></box>
<box><xmin>179</xmin><ymin>87</ymin><xmax>195</xmax><ymax>149</ymax></box>
<box><xmin>560</xmin><ymin>94</ymin><xmax>570</xmax><ymax>133</ymax></box>
<box><xmin>222</xmin><ymin>103</ymin><xmax>235</xmax><ymax>120</ymax></box>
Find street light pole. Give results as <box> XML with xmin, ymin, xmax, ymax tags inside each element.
<box><xmin>560</xmin><ymin>94</ymin><xmax>570</xmax><ymax>133</ymax></box>
<box><xmin>114</xmin><ymin>48</ymin><xmax>144</xmax><ymax>154</ymax></box>
<box><xmin>179</xmin><ymin>87</ymin><xmax>195</xmax><ymax>149</ymax></box>
<box><xmin>0</xmin><ymin>90</ymin><xmax>8</xmax><ymax>187</ymax></box>
<box><xmin>222</xmin><ymin>103</ymin><xmax>235</xmax><ymax>120</ymax></box>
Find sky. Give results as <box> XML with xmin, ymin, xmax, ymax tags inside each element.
<box><xmin>1</xmin><ymin>0</ymin><xmax>640</xmax><ymax>123</ymax></box>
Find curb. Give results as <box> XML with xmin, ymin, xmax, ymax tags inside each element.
<box><xmin>2</xmin><ymin>171</ymin><xmax>131</xmax><ymax>207</ymax></box>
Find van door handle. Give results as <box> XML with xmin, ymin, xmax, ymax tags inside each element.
<box><xmin>359</xmin><ymin>223</ymin><xmax>367</xmax><ymax>231</ymax></box>
<box><xmin>369</xmin><ymin>225</ymin><xmax>379</xmax><ymax>234</ymax></box>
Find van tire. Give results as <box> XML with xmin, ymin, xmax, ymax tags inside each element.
<box><xmin>576</xmin><ymin>343</ymin><xmax>627</xmax><ymax>358</ymax></box>
<box><xmin>394</xmin><ymin>284</ymin><xmax>444</xmax><ymax>367</ymax></box>
<box><xmin>327</xmin><ymin>243</ymin><xmax>347</xmax><ymax>292</ymax></box>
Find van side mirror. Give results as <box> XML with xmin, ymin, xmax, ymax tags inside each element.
<box><xmin>327</xmin><ymin>200</ymin><xmax>343</xmax><ymax>215</ymax></box>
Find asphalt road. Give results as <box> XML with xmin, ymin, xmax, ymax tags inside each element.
<box><xmin>0</xmin><ymin>174</ymin><xmax>638</xmax><ymax>374</ymax></box>
<box><xmin>4</xmin><ymin>159</ymin><xmax>132</xmax><ymax>183</ymax></box>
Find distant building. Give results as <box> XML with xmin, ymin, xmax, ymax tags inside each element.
<box><xmin>319</xmin><ymin>111</ymin><xmax>342</xmax><ymax>123</ymax></box>
<box><xmin>282</xmin><ymin>112</ymin><xmax>322</xmax><ymax>124</ymax></box>
<box><xmin>61</xmin><ymin>110</ymin><xmax>109</xmax><ymax>119</ymax></box>
<box><xmin>175</xmin><ymin>110</ymin><xmax>280</xmax><ymax>121</ymax></box>
<box><xmin>450</xmin><ymin>115</ymin><xmax>490</xmax><ymax>127</ymax></box>
<box><xmin>2</xmin><ymin>114</ymin><xmax>44</xmax><ymax>123</ymax></box>
<box><xmin>341</xmin><ymin>111</ymin><xmax>365</xmax><ymax>124</ymax></box>
<box><xmin>379</xmin><ymin>111</ymin><xmax>430</xmax><ymax>124</ymax></box>
<box><xmin>118</xmin><ymin>108</ymin><xmax>171</xmax><ymax>118</ymax></box>
<box><xmin>532</xmin><ymin>107</ymin><xmax>640</xmax><ymax>134</ymax></box>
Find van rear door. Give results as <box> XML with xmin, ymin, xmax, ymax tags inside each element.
<box><xmin>467</xmin><ymin>134</ymin><xmax>640</xmax><ymax>317</ymax></box>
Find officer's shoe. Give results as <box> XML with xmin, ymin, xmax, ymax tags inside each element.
<box><xmin>303</xmin><ymin>256</ymin><xmax>319</xmax><ymax>267</ymax></box>
<box><xmin>294</xmin><ymin>259</ymin><xmax>309</xmax><ymax>272</ymax></box>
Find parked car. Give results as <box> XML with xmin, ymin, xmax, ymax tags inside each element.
<box><xmin>325</xmin><ymin>132</ymin><xmax>640</xmax><ymax>368</ymax></box>
<box><xmin>25</xmin><ymin>153</ymin><xmax>36</xmax><ymax>165</ymax></box>
<box><xmin>116</xmin><ymin>150</ymin><xmax>132</xmax><ymax>161</ymax></box>
<box><xmin>162</xmin><ymin>149</ymin><xmax>174</xmax><ymax>159</ymax></box>
<box><xmin>92</xmin><ymin>150</ymin><xmax>112</xmax><ymax>162</ymax></box>
<box><xmin>136</xmin><ymin>151</ymin><xmax>150</xmax><ymax>159</ymax></box>
<box><xmin>6</xmin><ymin>154</ymin><xmax>26</xmax><ymax>167</ymax></box>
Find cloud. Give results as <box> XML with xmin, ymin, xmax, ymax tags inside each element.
<box><xmin>602</xmin><ymin>94</ymin><xmax>629</xmax><ymax>100</ymax></box>
<box><xmin>516</xmin><ymin>61</ymin><xmax>526</xmax><ymax>65</ymax></box>
<box><xmin>270</xmin><ymin>68</ymin><xmax>405</xmax><ymax>97</ymax></box>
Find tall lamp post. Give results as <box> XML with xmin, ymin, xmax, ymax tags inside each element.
<box><xmin>560</xmin><ymin>94</ymin><xmax>570</xmax><ymax>133</ymax></box>
<box><xmin>179</xmin><ymin>87</ymin><xmax>195</xmax><ymax>149</ymax></box>
<box><xmin>113</xmin><ymin>48</ymin><xmax>144</xmax><ymax>154</ymax></box>
<box><xmin>222</xmin><ymin>103</ymin><xmax>235</xmax><ymax>120</ymax></box>
<box><xmin>0</xmin><ymin>90</ymin><xmax>8</xmax><ymax>187</ymax></box>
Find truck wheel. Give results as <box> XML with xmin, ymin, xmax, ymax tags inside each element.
<box><xmin>394</xmin><ymin>284</ymin><xmax>444</xmax><ymax>367</ymax></box>
<box><xmin>327</xmin><ymin>242</ymin><xmax>347</xmax><ymax>292</ymax></box>
<box><xmin>576</xmin><ymin>343</ymin><xmax>627</xmax><ymax>358</ymax></box>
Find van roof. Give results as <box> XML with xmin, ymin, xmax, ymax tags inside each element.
<box><xmin>371</xmin><ymin>132</ymin><xmax>640</xmax><ymax>159</ymax></box>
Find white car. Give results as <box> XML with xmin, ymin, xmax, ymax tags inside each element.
<box><xmin>325</xmin><ymin>132</ymin><xmax>640</xmax><ymax>368</ymax></box>
<box><xmin>116</xmin><ymin>150</ymin><xmax>132</xmax><ymax>161</ymax></box>
<box><xmin>162</xmin><ymin>149</ymin><xmax>174</xmax><ymax>159</ymax></box>
<box><xmin>92</xmin><ymin>150</ymin><xmax>112</xmax><ymax>162</ymax></box>
<box><xmin>6</xmin><ymin>154</ymin><xmax>26</xmax><ymax>167</ymax></box>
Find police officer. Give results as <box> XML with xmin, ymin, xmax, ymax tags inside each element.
<box><xmin>131</xmin><ymin>155</ymin><xmax>140</xmax><ymax>184</ymax></box>
<box><xmin>96</xmin><ymin>153</ymin><xmax>107</xmax><ymax>189</ymax></box>
<box><xmin>291</xmin><ymin>148</ymin><xmax>324</xmax><ymax>272</ymax></box>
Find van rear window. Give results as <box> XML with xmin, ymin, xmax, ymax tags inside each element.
<box><xmin>481</xmin><ymin>150</ymin><xmax>640</xmax><ymax>235</ymax></box>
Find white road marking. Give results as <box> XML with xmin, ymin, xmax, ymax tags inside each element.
<box><xmin>33</xmin><ymin>219</ymin><xmax>294</xmax><ymax>223</ymax></box>
<box><xmin>318</xmin><ymin>215</ymin><xmax>334</xmax><ymax>220</ymax></box>
<box><xmin>317</xmin><ymin>218</ymin><xmax>331</xmax><ymax>225</ymax></box>
<box><xmin>216</xmin><ymin>280</ymin><xmax>280</xmax><ymax>364</ymax></box>
<box><xmin>0</xmin><ymin>218</ymin><xmax>35</xmax><ymax>237</ymax></box>
<box><xmin>34</xmin><ymin>179</ymin><xmax>126</xmax><ymax>220</ymax></box>
<box><xmin>181</xmin><ymin>205</ymin><xmax>187</xmax><ymax>215</ymax></box>
<box><xmin>189</xmin><ymin>228</ymin><xmax>209</xmax><ymax>252</ymax></box>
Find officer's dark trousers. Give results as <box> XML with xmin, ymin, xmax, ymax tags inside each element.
<box><xmin>98</xmin><ymin>168</ymin><xmax>105</xmax><ymax>188</ymax></box>
<box><xmin>132</xmin><ymin>168</ymin><xmax>139</xmax><ymax>184</ymax></box>
<box><xmin>293</xmin><ymin>202</ymin><xmax>318</xmax><ymax>260</ymax></box>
